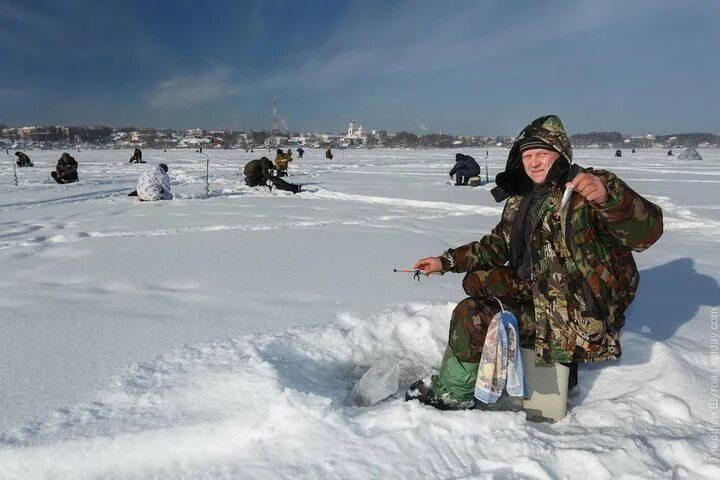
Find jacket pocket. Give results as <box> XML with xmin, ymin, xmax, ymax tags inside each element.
<box><xmin>563</xmin><ymin>281</ymin><xmax>608</xmax><ymax>345</ymax></box>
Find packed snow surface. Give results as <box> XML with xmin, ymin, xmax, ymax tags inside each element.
<box><xmin>1</xmin><ymin>148</ymin><xmax>719</xmax><ymax>479</ymax></box>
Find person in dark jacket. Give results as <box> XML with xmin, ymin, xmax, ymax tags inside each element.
<box><xmin>325</xmin><ymin>148</ymin><xmax>333</xmax><ymax>160</ymax></box>
<box><xmin>129</xmin><ymin>148</ymin><xmax>145</xmax><ymax>164</ymax></box>
<box><xmin>297</xmin><ymin>147</ymin><xmax>304</xmax><ymax>158</ymax></box>
<box><xmin>449</xmin><ymin>153</ymin><xmax>481</xmax><ymax>185</ymax></box>
<box><xmin>51</xmin><ymin>153</ymin><xmax>79</xmax><ymax>184</ymax></box>
<box><xmin>244</xmin><ymin>157</ymin><xmax>301</xmax><ymax>194</ymax></box>
<box><xmin>15</xmin><ymin>151</ymin><xmax>33</xmax><ymax>167</ymax></box>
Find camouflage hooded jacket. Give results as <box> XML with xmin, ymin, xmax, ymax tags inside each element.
<box><xmin>441</xmin><ymin>115</ymin><xmax>664</xmax><ymax>364</ymax></box>
<box><xmin>274</xmin><ymin>151</ymin><xmax>290</xmax><ymax>171</ymax></box>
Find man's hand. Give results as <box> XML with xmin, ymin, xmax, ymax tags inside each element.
<box><xmin>567</xmin><ymin>172</ymin><xmax>608</xmax><ymax>206</ymax></box>
<box><xmin>413</xmin><ymin>257</ymin><xmax>443</xmax><ymax>275</ymax></box>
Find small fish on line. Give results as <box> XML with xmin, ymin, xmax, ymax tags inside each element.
<box><xmin>393</xmin><ymin>268</ymin><xmax>423</xmax><ymax>282</ymax></box>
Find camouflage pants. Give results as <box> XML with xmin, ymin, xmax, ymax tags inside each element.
<box><xmin>449</xmin><ymin>266</ymin><xmax>535</xmax><ymax>363</ymax></box>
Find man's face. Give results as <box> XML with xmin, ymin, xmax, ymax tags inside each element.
<box><xmin>521</xmin><ymin>148</ymin><xmax>560</xmax><ymax>184</ymax></box>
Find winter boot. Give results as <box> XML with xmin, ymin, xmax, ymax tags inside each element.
<box><xmin>405</xmin><ymin>349</ymin><xmax>479</xmax><ymax>411</ymax></box>
<box><xmin>405</xmin><ymin>377</ymin><xmax>475</xmax><ymax>411</ymax></box>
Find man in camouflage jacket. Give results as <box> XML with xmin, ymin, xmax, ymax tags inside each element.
<box><xmin>407</xmin><ymin>114</ymin><xmax>663</xmax><ymax>410</ymax></box>
<box><xmin>274</xmin><ymin>149</ymin><xmax>291</xmax><ymax>176</ymax></box>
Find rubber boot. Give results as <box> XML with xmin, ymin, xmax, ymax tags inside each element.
<box><xmin>406</xmin><ymin>349</ymin><xmax>478</xmax><ymax>410</ymax></box>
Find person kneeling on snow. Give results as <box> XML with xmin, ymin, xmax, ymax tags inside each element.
<box><xmin>51</xmin><ymin>152</ymin><xmax>78</xmax><ymax>184</ymax></box>
<box><xmin>129</xmin><ymin>163</ymin><xmax>173</xmax><ymax>201</ymax></box>
<box><xmin>449</xmin><ymin>153</ymin><xmax>481</xmax><ymax>185</ymax></box>
<box><xmin>129</xmin><ymin>148</ymin><xmax>145</xmax><ymax>164</ymax></box>
<box><xmin>244</xmin><ymin>157</ymin><xmax>301</xmax><ymax>194</ymax></box>
<box><xmin>406</xmin><ymin>114</ymin><xmax>664</xmax><ymax>410</ymax></box>
<box><xmin>15</xmin><ymin>151</ymin><xmax>33</xmax><ymax>167</ymax></box>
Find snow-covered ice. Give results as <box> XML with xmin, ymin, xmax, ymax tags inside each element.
<box><xmin>1</xmin><ymin>147</ymin><xmax>719</xmax><ymax>479</ymax></box>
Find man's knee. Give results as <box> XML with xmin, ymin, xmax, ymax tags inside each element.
<box><xmin>449</xmin><ymin>297</ymin><xmax>498</xmax><ymax>362</ymax></box>
<box><xmin>451</xmin><ymin>297</ymin><xmax>478</xmax><ymax>322</ymax></box>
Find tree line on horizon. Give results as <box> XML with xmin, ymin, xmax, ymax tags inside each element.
<box><xmin>2</xmin><ymin>124</ymin><xmax>718</xmax><ymax>149</ymax></box>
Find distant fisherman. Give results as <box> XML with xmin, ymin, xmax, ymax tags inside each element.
<box><xmin>244</xmin><ymin>157</ymin><xmax>301</xmax><ymax>194</ymax></box>
<box><xmin>128</xmin><ymin>163</ymin><xmax>173</xmax><ymax>201</ymax></box>
<box><xmin>325</xmin><ymin>148</ymin><xmax>333</xmax><ymax>160</ymax></box>
<box><xmin>449</xmin><ymin>153</ymin><xmax>480</xmax><ymax>186</ymax></box>
<box><xmin>51</xmin><ymin>153</ymin><xmax>79</xmax><ymax>184</ymax></box>
<box><xmin>274</xmin><ymin>149</ymin><xmax>291</xmax><ymax>177</ymax></box>
<box><xmin>129</xmin><ymin>148</ymin><xmax>145</xmax><ymax>164</ymax></box>
<box><xmin>15</xmin><ymin>151</ymin><xmax>33</xmax><ymax>167</ymax></box>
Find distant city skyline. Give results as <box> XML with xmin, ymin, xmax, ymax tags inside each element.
<box><xmin>1</xmin><ymin>0</ymin><xmax>719</xmax><ymax>135</ymax></box>
<box><xmin>3</xmin><ymin>122</ymin><xmax>719</xmax><ymax>139</ymax></box>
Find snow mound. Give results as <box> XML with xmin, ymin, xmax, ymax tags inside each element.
<box><xmin>1</xmin><ymin>303</ymin><xmax>717</xmax><ymax>479</ymax></box>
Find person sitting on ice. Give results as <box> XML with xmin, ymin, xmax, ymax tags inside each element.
<box><xmin>274</xmin><ymin>149</ymin><xmax>291</xmax><ymax>177</ymax></box>
<box><xmin>15</xmin><ymin>151</ymin><xmax>33</xmax><ymax>167</ymax></box>
<box><xmin>244</xmin><ymin>157</ymin><xmax>300</xmax><ymax>194</ymax></box>
<box><xmin>129</xmin><ymin>148</ymin><xmax>145</xmax><ymax>164</ymax></box>
<box><xmin>325</xmin><ymin>148</ymin><xmax>333</xmax><ymax>160</ymax></box>
<box><xmin>128</xmin><ymin>163</ymin><xmax>173</xmax><ymax>201</ymax></box>
<box><xmin>51</xmin><ymin>152</ymin><xmax>79</xmax><ymax>184</ymax></box>
<box><xmin>406</xmin><ymin>114</ymin><xmax>664</xmax><ymax>411</ymax></box>
<box><xmin>449</xmin><ymin>153</ymin><xmax>481</xmax><ymax>186</ymax></box>
<box><xmin>297</xmin><ymin>147</ymin><xmax>304</xmax><ymax>158</ymax></box>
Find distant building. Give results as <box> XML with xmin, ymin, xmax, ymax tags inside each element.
<box><xmin>288</xmin><ymin>135</ymin><xmax>307</xmax><ymax>145</ymax></box>
<box><xmin>342</xmin><ymin>120</ymin><xmax>368</xmax><ymax>146</ymax></box>
<box><xmin>19</xmin><ymin>126</ymin><xmax>36</xmax><ymax>139</ymax></box>
<box><xmin>263</xmin><ymin>135</ymin><xmax>288</xmax><ymax>148</ymax></box>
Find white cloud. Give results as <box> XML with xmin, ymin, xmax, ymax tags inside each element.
<box><xmin>0</xmin><ymin>1</ymin><xmax>58</xmax><ymax>28</ymax></box>
<box><xmin>0</xmin><ymin>87</ymin><xmax>25</xmax><ymax>97</ymax></box>
<box><xmin>147</xmin><ymin>68</ymin><xmax>238</xmax><ymax>110</ymax></box>
<box><xmin>246</xmin><ymin>0</ymin><xmax>678</xmax><ymax>96</ymax></box>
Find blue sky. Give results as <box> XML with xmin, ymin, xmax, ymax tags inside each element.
<box><xmin>1</xmin><ymin>0</ymin><xmax>718</xmax><ymax>134</ymax></box>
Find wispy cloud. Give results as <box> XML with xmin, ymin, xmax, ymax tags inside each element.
<box><xmin>0</xmin><ymin>0</ymin><xmax>714</xmax><ymax>132</ymax></box>
<box><xmin>0</xmin><ymin>0</ymin><xmax>62</xmax><ymax>55</ymax></box>
<box><xmin>147</xmin><ymin>68</ymin><xmax>238</xmax><ymax>110</ymax></box>
<box><xmin>0</xmin><ymin>1</ymin><xmax>58</xmax><ymax>29</ymax></box>
<box><xmin>248</xmin><ymin>0</ymin><xmax>678</xmax><ymax>96</ymax></box>
<box><xmin>0</xmin><ymin>87</ymin><xmax>25</xmax><ymax>97</ymax></box>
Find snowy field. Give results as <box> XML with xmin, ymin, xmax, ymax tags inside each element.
<box><xmin>0</xmin><ymin>147</ymin><xmax>719</xmax><ymax>479</ymax></box>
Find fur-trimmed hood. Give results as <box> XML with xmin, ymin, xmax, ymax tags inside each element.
<box><xmin>491</xmin><ymin>115</ymin><xmax>573</xmax><ymax>202</ymax></box>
